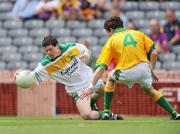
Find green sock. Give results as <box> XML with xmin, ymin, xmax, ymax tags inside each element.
<box><xmin>98</xmin><ymin>111</ymin><xmax>105</xmax><ymax>119</ymax></box>
<box><xmin>90</xmin><ymin>98</ymin><xmax>96</xmax><ymax>107</ymax></box>
<box><xmin>156</xmin><ymin>96</ymin><xmax>175</xmax><ymax>115</ymax></box>
<box><xmin>104</xmin><ymin>92</ymin><xmax>114</xmax><ymax>111</ymax></box>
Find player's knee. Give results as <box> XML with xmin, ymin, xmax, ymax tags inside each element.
<box><xmin>143</xmin><ymin>86</ymin><xmax>156</xmax><ymax>97</ymax></box>
<box><xmin>81</xmin><ymin>112</ymin><xmax>93</xmax><ymax>120</ymax></box>
<box><xmin>107</xmin><ymin>74</ymin><xmax>115</xmax><ymax>84</ymax></box>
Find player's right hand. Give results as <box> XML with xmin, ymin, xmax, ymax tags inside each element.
<box><xmin>79</xmin><ymin>88</ymin><xmax>93</xmax><ymax>100</ymax></box>
<box><xmin>13</xmin><ymin>68</ymin><xmax>23</xmax><ymax>81</ymax></box>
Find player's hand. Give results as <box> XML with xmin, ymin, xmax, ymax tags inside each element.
<box><xmin>80</xmin><ymin>51</ymin><xmax>90</xmax><ymax>64</ymax></box>
<box><xmin>79</xmin><ymin>88</ymin><xmax>93</xmax><ymax>100</ymax></box>
<box><xmin>13</xmin><ymin>68</ymin><xmax>23</xmax><ymax>81</ymax></box>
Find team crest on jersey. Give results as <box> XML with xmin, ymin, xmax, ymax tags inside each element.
<box><xmin>60</xmin><ymin>58</ymin><xmax>78</xmax><ymax>75</ymax></box>
<box><xmin>45</xmin><ymin>48</ymin><xmax>80</xmax><ymax>74</ymax></box>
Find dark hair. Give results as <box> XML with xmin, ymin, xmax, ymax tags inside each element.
<box><xmin>42</xmin><ymin>35</ymin><xmax>59</xmax><ymax>47</ymax></box>
<box><xmin>104</xmin><ymin>16</ymin><xmax>123</xmax><ymax>32</ymax></box>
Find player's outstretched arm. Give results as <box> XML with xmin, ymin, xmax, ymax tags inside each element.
<box><xmin>150</xmin><ymin>49</ymin><xmax>158</xmax><ymax>82</ymax></box>
<box><xmin>150</xmin><ymin>49</ymin><xmax>158</xmax><ymax>70</ymax></box>
<box><xmin>80</xmin><ymin>66</ymin><xmax>105</xmax><ymax>100</ymax></box>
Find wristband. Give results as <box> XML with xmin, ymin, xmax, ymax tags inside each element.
<box><xmin>88</xmin><ymin>83</ymin><xmax>95</xmax><ymax>89</ymax></box>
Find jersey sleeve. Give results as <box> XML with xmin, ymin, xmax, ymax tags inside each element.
<box><xmin>95</xmin><ymin>38</ymin><xmax>114</xmax><ymax>70</ymax></box>
<box><xmin>31</xmin><ymin>63</ymin><xmax>49</xmax><ymax>84</ymax></box>
<box><xmin>75</xmin><ymin>43</ymin><xmax>90</xmax><ymax>54</ymax></box>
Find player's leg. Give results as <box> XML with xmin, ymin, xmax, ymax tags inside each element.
<box><xmin>139</xmin><ymin>63</ymin><xmax>180</xmax><ymax>120</ymax></box>
<box><xmin>104</xmin><ymin>76</ymin><xmax>116</xmax><ymax>112</ymax></box>
<box><xmin>142</xmin><ymin>86</ymin><xmax>180</xmax><ymax>120</ymax></box>
<box><xmin>76</xmin><ymin>96</ymin><xmax>105</xmax><ymax>120</ymax></box>
<box><xmin>90</xmin><ymin>85</ymin><xmax>104</xmax><ymax>110</ymax></box>
<box><xmin>103</xmin><ymin>69</ymin><xmax>131</xmax><ymax>113</ymax></box>
<box><xmin>101</xmin><ymin>72</ymin><xmax>124</xmax><ymax>120</ymax></box>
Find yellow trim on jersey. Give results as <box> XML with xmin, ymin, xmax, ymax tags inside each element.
<box><xmin>45</xmin><ymin>48</ymin><xmax>80</xmax><ymax>74</ymax></box>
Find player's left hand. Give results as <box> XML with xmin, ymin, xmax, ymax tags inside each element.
<box><xmin>80</xmin><ymin>51</ymin><xmax>90</xmax><ymax>64</ymax></box>
<box><xmin>79</xmin><ymin>88</ymin><xmax>93</xmax><ymax>100</ymax></box>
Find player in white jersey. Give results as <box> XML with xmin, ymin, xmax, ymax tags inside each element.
<box><xmin>14</xmin><ymin>35</ymin><xmax>122</xmax><ymax>120</ymax></box>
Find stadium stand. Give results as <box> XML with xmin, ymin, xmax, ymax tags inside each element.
<box><xmin>0</xmin><ymin>0</ymin><xmax>179</xmax><ymax>71</ymax></box>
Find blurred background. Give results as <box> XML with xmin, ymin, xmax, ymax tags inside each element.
<box><xmin>0</xmin><ymin>0</ymin><xmax>180</xmax><ymax>117</ymax></box>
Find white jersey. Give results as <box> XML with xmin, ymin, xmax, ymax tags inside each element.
<box><xmin>32</xmin><ymin>43</ymin><xmax>93</xmax><ymax>94</ymax></box>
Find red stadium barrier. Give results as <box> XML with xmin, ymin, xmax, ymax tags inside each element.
<box><xmin>0</xmin><ymin>83</ymin><xmax>17</xmax><ymax>116</ymax></box>
<box><xmin>56</xmin><ymin>84</ymin><xmax>79</xmax><ymax>114</ymax></box>
<box><xmin>56</xmin><ymin>83</ymin><xmax>180</xmax><ymax>115</ymax></box>
<box><xmin>0</xmin><ymin>71</ymin><xmax>180</xmax><ymax>116</ymax></box>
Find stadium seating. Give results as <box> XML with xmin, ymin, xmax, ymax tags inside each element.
<box><xmin>162</xmin><ymin>61</ymin><xmax>180</xmax><ymax>70</ymax></box>
<box><xmin>0</xmin><ymin>12</ymin><xmax>11</xmax><ymax>21</ymax></box>
<box><xmin>0</xmin><ymin>29</ymin><xmax>7</xmax><ymax>37</ymax></box>
<box><xmin>125</xmin><ymin>11</ymin><xmax>145</xmax><ymax>20</ymax></box>
<box><xmin>66</xmin><ymin>20</ymin><xmax>86</xmax><ymax>29</ymax></box>
<box><xmin>57</xmin><ymin>37</ymin><xmax>77</xmax><ymax>43</ymax></box>
<box><xmin>94</xmin><ymin>29</ymin><xmax>107</xmax><ymax>38</ymax></box>
<box><xmin>3</xmin><ymin>20</ymin><xmax>23</xmax><ymax>29</ymax></box>
<box><xmin>0</xmin><ymin>46</ymin><xmax>17</xmax><ymax>53</ymax></box>
<box><xmin>51</xmin><ymin>28</ymin><xmax>71</xmax><ymax>37</ymax></box>
<box><xmin>45</xmin><ymin>20</ymin><xmax>65</xmax><ymax>29</ymax></box>
<box><xmin>1</xmin><ymin>53</ymin><xmax>21</xmax><ymax>62</ymax></box>
<box><xmin>0</xmin><ymin>37</ymin><xmax>12</xmax><ymax>46</ymax></box>
<box><xmin>22</xmin><ymin>53</ymin><xmax>43</xmax><ymax>62</ymax></box>
<box><xmin>79</xmin><ymin>36</ymin><xmax>99</xmax><ymax>46</ymax></box>
<box><xmin>7</xmin><ymin>61</ymin><xmax>28</xmax><ymax>70</ymax></box>
<box><xmin>120</xmin><ymin>1</ymin><xmax>138</xmax><ymax>11</ymax></box>
<box><xmin>29</xmin><ymin>28</ymin><xmax>50</xmax><ymax>38</ymax></box>
<box><xmin>146</xmin><ymin>11</ymin><xmax>166</xmax><ymax>20</ymax></box>
<box><xmin>72</xmin><ymin>28</ymin><xmax>93</xmax><ymax>38</ymax></box>
<box><xmin>133</xmin><ymin>19</ymin><xmax>149</xmax><ymax>29</ymax></box>
<box><xmin>19</xmin><ymin>46</ymin><xmax>39</xmax><ymax>54</ymax></box>
<box><xmin>13</xmin><ymin>37</ymin><xmax>33</xmax><ymax>46</ymax></box>
<box><xmin>0</xmin><ymin>1</ymin><xmax>179</xmax><ymax>71</ymax></box>
<box><xmin>177</xmin><ymin>54</ymin><xmax>180</xmax><ymax>61</ymax></box>
<box><xmin>139</xmin><ymin>1</ymin><xmax>159</xmax><ymax>11</ymax></box>
<box><xmin>87</xmin><ymin>20</ymin><xmax>104</xmax><ymax>29</ymax></box>
<box><xmin>0</xmin><ymin>2</ymin><xmax>12</xmax><ymax>12</ymax></box>
<box><xmin>171</xmin><ymin>46</ymin><xmax>180</xmax><ymax>55</ymax></box>
<box><xmin>0</xmin><ymin>61</ymin><xmax>6</xmax><ymax>70</ymax></box>
<box><xmin>24</xmin><ymin>20</ymin><xmax>44</xmax><ymax>29</ymax></box>
<box><xmin>8</xmin><ymin>29</ymin><xmax>28</xmax><ymax>37</ymax></box>
<box><xmin>160</xmin><ymin>1</ymin><xmax>180</xmax><ymax>11</ymax></box>
<box><xmin>158</xmin><ymin>53</ymin><xmax>176</xmax><ymax>62</ymax></box>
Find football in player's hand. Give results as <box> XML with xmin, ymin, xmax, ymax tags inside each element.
<box><xmin>15</xmin><ymin>70</ymin><xmax>34</xmax><ymax>89</ymax></box>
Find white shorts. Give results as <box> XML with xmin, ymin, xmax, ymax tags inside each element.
<box><xmin>69</xmin><ymin>79</ymin><xmax>104</xmax><ymax>101</ymax></box>
<box><xmin>110</xmin><ymin>62</ymin><xmax>153</xmax><ymax>88</ymax></box>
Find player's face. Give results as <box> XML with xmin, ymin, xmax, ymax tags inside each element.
<box><xmin>44</xmin><ymin>45</ymin><xmax>60</xmax><ymax>59</ymax></box>
<box><xmin>106</xmin><ymin>29</ymin><xmax>114</xmax><ymax>37</ymax></box>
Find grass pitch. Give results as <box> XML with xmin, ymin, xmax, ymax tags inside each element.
<box><xmin>0</xmin><ymin>116</ymin><xmax>179</xmax><ymax>134</ymax></box>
